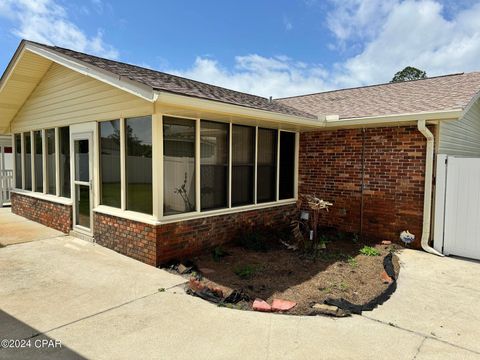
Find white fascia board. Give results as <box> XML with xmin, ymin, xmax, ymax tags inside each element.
<box><xmin>155</xmin><ymin>91</ymin><xmax>323</xmax><ymax>129</ymax></box>
<box><xmin>25</xmin><ymin>44</ymin><xmax>155</xmax><ymax>102</ymax></box>
<box><xmin>320</xmin><ymin>109</ymin><xmax>463</xmax><ymax>129</ymax></box>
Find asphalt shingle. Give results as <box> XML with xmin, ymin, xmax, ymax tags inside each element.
<box><xmin>31</xmin><ymin>42</ymin><xmax>315</xmax><ymax>119</ymax></box>
<box><xmin>276</xmin><ymin>73</ymin><xmax>480</xmax><ymax>119</ymax></box>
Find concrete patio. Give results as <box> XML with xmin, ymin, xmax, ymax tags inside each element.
<box><xmin>0</xmin><ymin>208</ymin><xmax>479</xmax><ymax>359</ymax></box>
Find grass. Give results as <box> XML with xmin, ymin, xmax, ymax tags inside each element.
<box><xmin>234</xmin><ymin>264</ymin><xmax>258</xmax><ymax>279</ymax></box>
<box><xmin>347</xmin><ymin>256</ymin><xmax>358</xmax><ymax>267</ymax></box>
<box><xmin>97</xmin><ymin>183</ymin><xmax>152</xmax><ymax>213</ymax></box>
<box><xmin>359</xmin><ymin>245</ymin><xmax>380</xmax><ymax>256</ymax></box>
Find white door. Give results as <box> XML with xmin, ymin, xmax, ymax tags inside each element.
<box><xmin>71</xmin><ymin>123</ymin><xmax>96</xmax><ymax>235</ymax></box>
<box><xmin>443</xmin><ymin>157</ymin><xmax>480</xmax><ymax>260</ymax></box>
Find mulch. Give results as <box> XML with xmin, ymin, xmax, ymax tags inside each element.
<box><xmin>168</xmin><ymin>239</ymin><xmax>400</xmax><ymax>316</ymax></box>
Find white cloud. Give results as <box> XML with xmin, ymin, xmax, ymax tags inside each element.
<box><xmin>169</xmin><ymin>55</ymin><xmax>329</xmax><ymax>98</ymax></box>
<box><xmin>327</xmin><ymin>0</ymin><xmax>480</xmax><ymax>87</ymax></box>
<box><xmin>0</xmin><ymin>0</ymin><xmax>118</xmax><ymax>59</ymax></box>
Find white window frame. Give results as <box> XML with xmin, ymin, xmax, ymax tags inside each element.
<box><xmin>156</xmin><ymin>115</ymin><xmax>298</xmax><ymax>223</ymax></box>
<box><xmin>12</xmin><ymin>114</ymin><xmax>298</xmax><ymax>226</ymax></box>
<box><xmin>11</xmin><ymin>127</ymin><xmax>73</xmax><ymax>205</ymax></box>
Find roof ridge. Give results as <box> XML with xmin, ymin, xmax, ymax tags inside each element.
<box><xmin>275</xmin><ymin>72</ymin><xmax>474</xmax><ymax>100</ymax></box>
<box><xmin>28</xmin><ymin>40</ymin><xmax>273</xmax><ymax>102</ymax></box>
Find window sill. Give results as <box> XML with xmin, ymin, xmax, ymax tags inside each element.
<box><xmin>93</xmin><ymin>205</ymin><xmax>158</xmax><ymax>225</ymax></box>
<box><xmin>12</xmin><ymin>189</ymin><xmax>73</xmax><ymax>206</ymax></box>
<box><xmin>93</xmin><ymin>199</ymin><xmax>297</xmax><ymax>226</ymax></box>
<box><xmin>158</xmin><ymin>199</ymin><xmax>297</xmax><ymax>224</ymax></box>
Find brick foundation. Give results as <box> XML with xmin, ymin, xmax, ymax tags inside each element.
<box><xmin>155</xmin><ymin>204</ymin><xmax>297</xmax><ymax>264</ymax></box>
<box><xmin>94</xmin><ymin>212</ymin><xmax>157</xmax><ymax>266</ymax></box>
<box><xmin>11</xmin><ymin>192</ymin><xmax>72</xmax><ymax>233</ymax></box>
<box><xmin>299</xmin><ymin>125</ymin><xmax>432</xmax><ymax>248</ymax></box>
<box><xmin>93</xmin><ymin>204</ymin><xmax>297</xmax><ymax>266</ymax></box>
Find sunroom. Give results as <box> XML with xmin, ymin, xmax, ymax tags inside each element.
<box><xmin>11</xmin><ymin>113</ymin><xmax>304</xmax><ymax>233</ymax></box>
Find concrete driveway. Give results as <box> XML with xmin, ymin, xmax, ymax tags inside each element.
<box><xmin>0</xmin><ymin>211</ymin><xmax>479</xmax><ymax>359</ymax></box>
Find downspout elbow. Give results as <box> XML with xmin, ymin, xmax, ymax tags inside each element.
<box><xmin>417</xmin><ymin>120</ymin><xmax>444</xmax><ymax>257</ymax></box>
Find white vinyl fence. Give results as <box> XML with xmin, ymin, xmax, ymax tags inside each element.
<box><xmin>0</xmin><ymin>169</ymin><xmax>13</xmax><ymax>206</ymax></box>
<box><xmin>434</xmin><ymin>155</ymin><xmax>480</xmax><ymax>260</ymax></box>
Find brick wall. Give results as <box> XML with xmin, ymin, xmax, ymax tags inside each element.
<box><xmin>156</xmin><ymin>204</ymin><xmax>297</xmax><ymax>264</ymax></box>
<box><xmin>93</xmin><ymin>204</ymin><xmax>296</xmax><ymax>266</ymax></box>
<box><xmin>299</xmin><ymin>126</ymin><xmax>431</xmax><ymax>247</ymax></box>
<box><xmin>94</xmin><ymin>212</ymin><xmax>157</xmax><ymax>266</ymax></box>
<box><xmin>11</xmin><ymin>192</ymin><xmax>72</xmax><ymax>233</ymax></box>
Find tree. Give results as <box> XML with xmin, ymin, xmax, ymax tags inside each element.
<box><xmin>391</xmin><ymin>66</ymin><xmax>427</xmax><ymax>83</ymax></box>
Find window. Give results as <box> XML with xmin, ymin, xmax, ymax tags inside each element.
<box><xmin>126</xmin><ymin>116</ymin><xmax>152</xmax><ymax>214</ymax></box>
<box><xmin>24</xmin><ymin>132</ymin><xmax>32</xmax><ymax>191</ymax></box>
<box><xmin>200</xmin><ymin>121</ymin><xmax>229</xmax><ymax>210</ymax></box>
<box><xmin>34</xmin><ymin>130</ymin><xmax>43</xmax><ymax>192</ymax></box>
<box><xmin>59</xmin><ymin>127</ymin><xmax>70</xmax><ymax>198</ymax></box>
<box><xmin>279</xmin><ymin>131</ymin><xmax>295</xmax><ymax>199</ymax></box>
<box><xmin>232</xmin><ymin>125</ymin><xmax>255</xmax><ymax>206</ymax></box>
<box><xmin>257</xmin><ymin>128</ymin><xmax>277</xmax><ymax>203</ymax></box>
<box><xmin>14</xmin><ymin>134</ymin><xmax>22</xmax><ymax>188</ymax></box>
<box><xmin>163</xmin><ymin>117</ymin><xmax>196</xmax><ymax>215</ymax></box>
<box><xmin>99</xmin><ymin>120</ymin><xmax>121</xmax><ymax>208</ymax></box>
<box><xmin>45</xmin><ymin>129</ymin><xmax>56</xmax><ymax>195</ymax></box>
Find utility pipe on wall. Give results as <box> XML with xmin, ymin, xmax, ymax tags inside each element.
<box><xmin>417</xmin><ymin>120</ymin><xmax>444</xmax><ymax>257</ymax></box>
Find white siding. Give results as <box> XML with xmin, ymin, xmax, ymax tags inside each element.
<box><xmin>11</xmin><ymin>63</ymin><xmax>153</xmax><ymax>132</ymax></box>
<box><xmin>438</xmin><ymin>99</ymin><xmax>480</xmax><ymax>156</ymax></box>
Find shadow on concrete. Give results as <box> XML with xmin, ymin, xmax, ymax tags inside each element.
<box><xmin>0</xmin><ymin>310</ymin><xmax>86</xmax><ymax>359</ymax></box>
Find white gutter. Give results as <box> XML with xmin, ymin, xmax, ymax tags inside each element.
<box><xmin>417</xmin><ymin>120</ymin><xmax>444</xmax><ymax>256</ymax></box>
<box><xmin>320</xmin><ymin>109</ymin><xmax>463</xmax><ymax>128</ymax></box>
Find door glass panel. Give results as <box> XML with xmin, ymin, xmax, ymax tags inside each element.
<box><xmin>75</xmin><ymin>139</ymin><xmax>89</xmax><ymax>182</ymax></box>
<box><xmin>75</xmin><ymin>184</ymin><xmax>90</xmax><ymax>228</ymax></box>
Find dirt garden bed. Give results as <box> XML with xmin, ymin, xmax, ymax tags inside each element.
<box><xmin>166</xmin><ymin>228</ymin><xmax>401</xmax><ymax>316</ymax></box>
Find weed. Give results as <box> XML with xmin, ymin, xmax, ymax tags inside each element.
<box><xmin>158</xmin><ymin>288</ymin><xmax>166</xmax><ymax>292</ymax></box>
<box><xmin>319</xmin><ymin>285</ymin><xmax>334</xmax><ymax>293</ymax></box>
<box><xmin>234</xmin><ymin>264</ymin><xmax>258</xmax><ymax>279</ymax></box>
<box><xmin>318</xmin><ymin>251</ymin><xmax>346</xmax><ymax>262</ymax></box>
<box><xmin>359</xmin><ymin>246</ymin><xmax>380</xmax><ymax>256</ymax></box>
<box><xmin>338</xmin><ymin>282</ymin><xmax>348</xmax><ymax>291</ymax></box>
<box><xmin>212</xmin><ymin>246</ymin><xmax>227</xmax><ymax>262</ymax></box>
<box><xmin>347</xmin><ymin>256</ymin><xmax>358</xmax><ymax>267</ymax></box>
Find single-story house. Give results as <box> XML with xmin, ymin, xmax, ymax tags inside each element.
<box><xmin>1</xmin><ymin>40</ymin><xmax>480</xmax><ymax>265</ymax></box>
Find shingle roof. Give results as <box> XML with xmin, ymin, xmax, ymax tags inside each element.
<box><xmin>30</xmin><ymin>41</ymin><xmax>315</xmax><ymax>119</ymax></box>
<box><xmin>276</xmin><ymin>72</ymin><xmax>480</xmax><ymax>119</ymax></box>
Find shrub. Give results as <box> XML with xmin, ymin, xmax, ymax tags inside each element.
<box><xmin>359</xmin><ymin>246</ymin><xmax>380</xmax><ymax>256</ymax></box>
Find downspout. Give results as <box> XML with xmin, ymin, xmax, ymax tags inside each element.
<box><xmin>417</xmin><ymin>120</ymin><xmax>444</xmax><ymax>256</ymax></box>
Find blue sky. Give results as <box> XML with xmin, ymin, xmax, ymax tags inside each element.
<box><xmin>1</xmin><ymin>0</ymin><xmax>480</xmax><ymax>97</ymax></box>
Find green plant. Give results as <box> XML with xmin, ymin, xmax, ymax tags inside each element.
<box><xmin>359</xmin><ymin>246</ymin><xmax>380</xmax><ymax>256</ymax></box>
<box><xmin>234</xmin><ymin>264</ymin><xmax>257</xmax><ymax>279</ymax></box>
<box><xmin>158</xmin><ymin>288</ymin><xmax>166</xmax><ymax>292</ymax></box>
<box><xmin>347</xmin><ymin>256</ymin><xmax>358</xmax><ymax>267</ymax></box>
<box><xmin>212</xmin><ymin>246</ymin><xmax>227</xmax><ymax>262</ymax></box>
<box><xmin>338</xmin><ymin>282</ymin><xmax>348</xmax><ymax>291</ymax></box>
